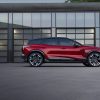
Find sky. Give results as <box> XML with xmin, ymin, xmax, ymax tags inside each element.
<box><xmin>0</xmin><ymin>0</ymin><xmax>65</xmax><ymax>3</ymax></box>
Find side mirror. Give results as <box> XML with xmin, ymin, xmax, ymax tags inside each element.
<box><xmin>73</xmin><ymin>42</ymin><xmax>80</xmax><ymax>48</ymax></box>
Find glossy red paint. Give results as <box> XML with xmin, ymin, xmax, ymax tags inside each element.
<box><xmin>22</xmin><ymin>44</ymin><xmax>100</xmax><ymax>61</ymax></box>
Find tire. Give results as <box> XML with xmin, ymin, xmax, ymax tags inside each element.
<box><xmin>87</xmin><ymin>52</ymin><xmax>100</xmax><ymax>67</ymax></box>
<box><xmin>28</xmin><ymin>52</ymin><xmax>43</xmax><ymax>67</ymax></box>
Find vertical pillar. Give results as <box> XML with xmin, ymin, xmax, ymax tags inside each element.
<box><xmin>51</xmin><ymin>13</ymin><xmax>56</xmax><ymax>37</ymax></box>
<box><xmin>8</xmin><ymin>13</ymin><xmax>14</xmax><ymax>62</ymax></box>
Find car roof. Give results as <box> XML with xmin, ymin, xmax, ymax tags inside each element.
<box><xmin>29</xmin><ymin>37</ymin><xmax>72</xmax><ymax>41</ymax></box>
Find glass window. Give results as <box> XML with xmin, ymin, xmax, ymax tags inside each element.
<box><xmin>85</xmin><ymin>13</ymin><xmax>95</xmax><ymax>27</ymax></box>
<box><xmin>0</xmin><ymin>40</ymin><xmax>7</xmax><ymax>45</ymax></box>
<box><xmin>23</xmin><ymin>13</ymin><xmax>31</xmax><ymax>27</ymax></box>
<box><xmin>24</xmin><ymin>34</ymin><xmax>33</xmax><ymax>39</ymax></box>
<box><xmin>76</xmin><ymin>13</ymin><xmax>84</xmax><ymax>27</ymax></box>
<box><xmin>23</xmin><ymin>29</ymin><xmax>32</xmax><ymax>34</ymax></box>
<box><xmin>76</xmin><ymin>29</ymin><xmax>84</xmax><ymax>33</ymax></box>
<box><xmin>0</xmin><ymin>46</ymin><xmax>7</xmax><ymax>50</ymax></box>
<box><xmin>59</xmin><ymin>38</ymin><xmax>74</xmax><ymax>46</ymax></box>
<box><xmin>33</xmin><ymin>34</ymin><xmax>41</xmax><ymax>39</ymax></box>
<box><xmin>14</xmin><ymin>46</ymin><xmax>22</xmax><ymax>51</ymax></box>
<box><xmin>24</xmin><ymin>40</ymin><xmax>28</xmax><ymax>45</ymax></box>
<box><xmin>96</xmin><ymin>28</ymin><xmax>100</xmax><ymax>39</ymax></box>
<box><xmin>14</xmin><ymin>52</ymin><xmax>22</xmax><ymax>56</ymax></box>
<box><xmin>28</xmin><ymin>39</ymin><xmax>42</xmax><ymax>45</ymax></box>
<box><xmin>67</xmin><ymin>29</ymin><xmax>75</xmax><ymax>33</ymax></box>
<box><xmin>52</xmin><ymin>28</ymin><xmax>56</xmax><ymax>37</ymax></box>
<box><xmin>85</xmin><ymin>34</ymin><xmax>94</xmax><ymax>39</ymax></box>
<box><xmin>42</xmin><ymin>29</ymin><xmax>51</xmax><ymax>33</ymax></box>
<box><xmin>33</xmin><ymin>29</ymin><xmax>41</xmax><ymax>33</ymax></box>
<box><xmin>52</xmin><ymin>13</ymin><xmax>56</xmax><ymax>27</ymax></box>
<box><xmin>14</xmin><ymin>40</ymin><xmax>23</xmax><ymax>45</ymax></box>
<box><xmin>41</xmin><ymin>13</ymin><xmax>51</xmax><ymax>27</ymax></box>
<box><xmin>57</xmin><ymin>34</ymin><xmax>66</xmax><ymax>37</ymax></box>
<box><xmin>67</xmin><ymin>13</ymin><xmax>75</xmax><ymax>27</ymax></box>
<box><xmin>85</xmin><ymin>29</ymin><xmax>94</xmax><ymax>33</ymax></box>
<box><xmin>0</xmin><ymin>29</ymin><xmax>7</xmax><ymax>33</ymax></box>
<box><xmin>42</xmin><ymin>38</ymin><xmax>58</xmax><ymax>45</ymax></box>
<box><xmin>96</xmin><ymin>13</ymin><xmax>99</xmax><ymax>27</ymax></box>
<box><xmin>32</xmin><ymin>13</ymin><xmax>41</xmax><ymax>27</ymax></box>
<box><xmin>57</xmin><ymin>29</ymin><xmax>66</xmax><ymax>33</ymax></box>
<box><xmin>42</xmin><ymin>34</ymin><xmax>51</xmax><ymax>38</ymax></box>
<box><xmin>14</xmin><ymin>34</ymin><xmax>23</xmax><ymax>39</ymax></box>
<box><xmin>96</xmin><ymin>40</ymin><xmax>100</xmax><ymax>47</ymax></box>
<box><xmin>0</xmin><ymin>13</ymin><xmax>8</xmax><ymax>28</ymax></box>
<box><xmin>14</xmin><ymin>29</ymin><xmax>23</xmax><ymax>33</ymax></box>
<box><xmin>76</xmin><ymin>40</ymin><xmax>84</xmax><ymax>44</ymax></box>
<box><xmin>76</xmin><ymin>34</ymin><xmax>84</xmax><ymax>39</ymax></box>
<box><xmin>85</xmin><ymin>40</ymin><xmax>94</xmax><ymax>44</ymax></box>
<box><xmin>0</xmin><ymin>34</ymin><xmax>7</xmax><ymax>39</ymax></box>
<box><xmin>13</xmin><ymin>13</ymin><xmax>22</xmax><ymax>28</ymax></box>
<box><xmin>67</xmin><ymin>34</ymin><xmax>75</xmax><ymax>39</ymax></box>
<box><xmin>56</xmin><ymin>13</ymin><xmax>66</xmax><ymax>27</ymax></box>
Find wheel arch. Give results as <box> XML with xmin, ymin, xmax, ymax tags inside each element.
<box><xmin>27</xmin><ymin>50</ymin><xmax>45</xmax><ymax>62</ymax></box>
<box><xmin>86</xmin><ymin>50</ymin><xmax>100</xmax><ymax>60</ymax></box>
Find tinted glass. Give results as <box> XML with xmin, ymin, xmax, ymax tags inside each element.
<box><xmin>28</xmin><ymin>39</ymin><xmax>42</xmax><ymax>44</ymax></box>
<box><xmin>42</xmin><ymin>38</ymin><xmax>58</xmax><ymax>45</ymax></box>
<box><xmin>59</xmin><ymin>38</ymin><xmax>74</xmax><ymax>46</ymax></box>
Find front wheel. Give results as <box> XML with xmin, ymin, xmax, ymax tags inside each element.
<box><xmin>87</xmin><ymin>52</ymin><xmax>100</xmax><ymax>67</ymax></box>
<box><xmin>28</xmin><ymin>52</ymin><xmax>43</xmax><ymax>67</ymax></box>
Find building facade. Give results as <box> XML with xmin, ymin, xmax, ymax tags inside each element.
<box><xmin>0</xmin><ymin>3</ymin><xmax>100</xmax><ymax>62</ymax></box>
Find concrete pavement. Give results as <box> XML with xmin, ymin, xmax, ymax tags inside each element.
<box><xmin>0</xmin><ymin>63</ymin><xmax>100</xmax><ymax>100</ymax></box>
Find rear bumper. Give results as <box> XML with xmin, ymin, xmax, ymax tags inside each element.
<box><xmin>22</xmin><ymin>54</ymin><xmax>27</xmax><ymax>62</ymax></box>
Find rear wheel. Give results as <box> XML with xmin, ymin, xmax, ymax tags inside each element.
<box><xmin>87</xmin><ymin>52</ymin><xmax>100</xmax><ymax>67</ymax></box>
<box><xmin>28</xmin><ymin>52</ymin><xmax>43</xmax><ymax>67</ymax></box>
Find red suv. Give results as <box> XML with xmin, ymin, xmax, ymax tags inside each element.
<box><xmin>22</xmin><ymin>37</ymin><xmax>100</xmax><ymax>67</ymax></box>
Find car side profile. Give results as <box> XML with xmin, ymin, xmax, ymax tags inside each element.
<box><xmin>22</xmin><ymin>37</ymin><xmax>100</xmax><ymax>67</ymax></box>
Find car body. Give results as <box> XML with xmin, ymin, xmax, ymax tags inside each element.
<box><xmin>22</xmin><ymin>37</ymin><xmax>100</xmax><ymax>67</ymax></box>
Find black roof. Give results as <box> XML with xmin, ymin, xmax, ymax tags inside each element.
<box><xmin>0</xmin><ymin>3</ymin><xmax>100</xmax><ymax>12</ymax></box>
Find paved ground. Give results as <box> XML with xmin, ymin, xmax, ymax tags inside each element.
<box><xmin>0</xmin><ymin>63</ymin><xmax>100</xmax><ymax>100</ymax></box>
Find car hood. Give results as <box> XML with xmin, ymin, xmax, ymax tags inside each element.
<box><xmin>82</xmin><ymin>45</ymin><xmax>100</xmax><ymax>51</ymax></box>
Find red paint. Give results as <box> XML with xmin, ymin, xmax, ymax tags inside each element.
<box><xmin>22</xmin><ymin>44</ymin><xmax>100</xmax><ymax>60</ymax></box>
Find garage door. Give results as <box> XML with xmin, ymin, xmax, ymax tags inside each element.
<box><xmin>56</xmin><ymin>28</ymin><xmax>95</xmax><ymax>46</ymax></box>
<box><xmin>14</xmin><ymin>28</ymin><xmax>51</xmax><ymax>62</ymax></box>
<box><xmin>0</xmin><ymin>29</ymin><xmax>8</xmax><ymax>62</ymax></box>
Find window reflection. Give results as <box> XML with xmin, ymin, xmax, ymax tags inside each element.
<box><xmin>85</xmin><ymin>29</ymin><xmax>94</xmax><ymax>33</ymax></box>
<box><xmin>13</xmin><ymin>13</ymin><xmax>22</xmax><ymax>28</ymax></box>
<box><xmin>0</xmin><ymin>13</ymin><xmax>8</xmax><ymax>28</ymax></box>
<box><xmin>85</xmin><ymin>13</ymin><xmax>95</xmax><ymax>27</ymax></box>
<box><xmin>67</xmin><ymin>13</ymin><xmax>75</xmax><ymax>27</ymax></box>
<box><xmin>32</xmin><ymin>13</ymin><xmax>41</xmax><ymax>27</ymax></box>
<box><xmin>41</xmin><ymin>13</ymin><xmax>51</xmax><ymax>27</ymax></box>
<box><xmin>56</xmin><ymin>13</ymin><xmax>66</xmax><ymax>27</ymax></box>
<box><xmin>23</xmin><ymin>13</ymin><xmax>31</xmax><ymax>27</ymax></box>
<box><xmin>76</xmin><ymin>13</ymin><xmax>84</xmax><ymax>27</ymax></box>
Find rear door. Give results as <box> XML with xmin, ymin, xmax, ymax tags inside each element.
<box><xmin>42</xmin><ymin>38</ymin><xmax>62</xmax><ymax>59</ymax></box>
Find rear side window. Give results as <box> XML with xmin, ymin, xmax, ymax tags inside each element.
<box><xmin>28</xmin><ymin>39</ymin><xmax>42</xmax><ymax>44</ymax></box>
<box><xmin>42</xmin><ymin>38</ymin><xmax>58</xmax><ymax>45</ymax></box>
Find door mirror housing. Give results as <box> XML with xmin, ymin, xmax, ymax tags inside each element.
<box><xmin>73</xmin><ymin>42</ymin><xmax>80</xmax><ymax>48</ymax></box>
